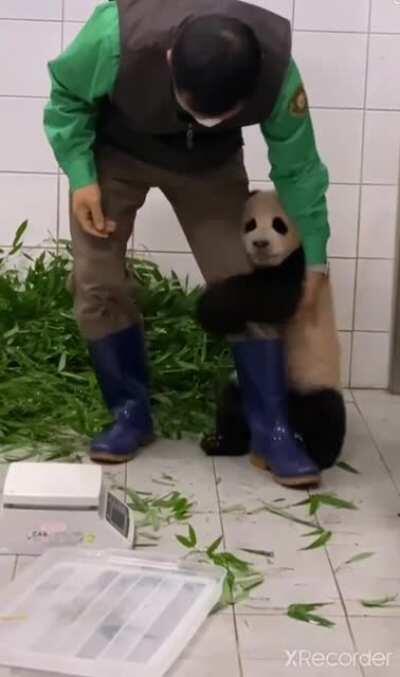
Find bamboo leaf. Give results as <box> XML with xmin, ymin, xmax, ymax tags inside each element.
<box><xmin>336</xmin><ymin>461</ymin><xmax>360</xmax><ymax>475</ymax></box>
<box><xmin>207</xmin><ymin>536</ymin><xmax>223</xmax><ymax>557</ymax></box>
<box><xmin>10</xmin><ymin>220</ymin><xmax>28</xmax><ymax>254</ymax></box>
<box><xmin>361</xmin><ymin>595</ymin><xmax>398</xmax><ymax>608</ymax></box>
<box><xmin>176</xmin><ymin>535</ymin><xmax>193</xmax><ymax>549</ymax></box>
<box><xmin>336</xmin><ymin>552</ymin><xmax>375</xmax><ymax>572</ymax></box>
<box><xmin>240</xmin><ymin>548</ymin><xmax>274</xmax><ymax>559</ymax></box>
<box><xmin>188</xmin><ymin>525</ymin><xmax>197</xmax><ymax>548</ymax></box>
<box><xmin>301</xmin><ymin>530</ymin><xmax>332</xmax><ymax>551</ymax></box>
<box><xmin>288</xmin><ymin>603</ymin><xmax>335</xmax><ymax>628</ymax></box>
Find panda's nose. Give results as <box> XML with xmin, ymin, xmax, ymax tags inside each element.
<box><xmin>253</xmin><ymin>239</ymin><xmax>270</xmax><ymax>249</ymax></box>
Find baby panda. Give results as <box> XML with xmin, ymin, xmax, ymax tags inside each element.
<box><xmin>197</xmin><ymin>190</ymin><xmax>346</xmax><ymax>470</ymax></box>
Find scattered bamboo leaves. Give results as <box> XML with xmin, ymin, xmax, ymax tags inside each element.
<box><xmin>293</xmin><ymin>493</ymin><xmax>358</xmax><ymax>515</ymax></box>
<box><xmin>123</xmin><ymin>486</ymin><xmax>194</xmax><ymax>531</ymax></box>
<box><xmin>176</xmin><ymin>526</ymin><xmax>265</xmax><ymax>608</ymax></box>
<box><xmin>361</xmin><ymin>595</ymin><xmax>398</xmax><ymax>608</ymax></box>
<box><xmin>288</xmin><ymin>603</ymin><xmax>335</xmax><ymax>628</ymax></box>
<box><xmin>336</xmin><ymin>461</ymin><xmax>360</xmax><ymax>475</ymax></box>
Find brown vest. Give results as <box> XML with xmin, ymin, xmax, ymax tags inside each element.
<box><xmin>97</xmin><ymin>0</ymin><xmax>291</xmax><ymax>172</ymax></box>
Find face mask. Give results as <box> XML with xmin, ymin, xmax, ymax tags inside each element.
<box><xmin>193</xmin><ymin>117</ymin><xmax>223</xmax><ymax>128</ymax></box>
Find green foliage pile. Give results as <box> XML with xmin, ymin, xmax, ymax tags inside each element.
<box><xmin>0</xmin><ymin>226</ymin><xmax>232</xmax><ymax>461</ymax></box>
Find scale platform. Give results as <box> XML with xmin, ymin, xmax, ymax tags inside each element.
<box><xmin>0</xmin><ymin>463</ymin><xmax>135</xmax><ymax>555</ymax></box>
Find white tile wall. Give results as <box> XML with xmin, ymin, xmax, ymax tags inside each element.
<box><xmin>242</xmin><ymin>126</ymin><xmax>271</xmax><ymax>180</ymax></box>
<box><xmin>355</xmin><ymin>259</ymin><xmax>394</xmax><ymax>331</ymax></box>
<box><xmin>329</xmin><ymin>258</ymin><xmax>357</xmax><ymax>331</ymax></box>
<box><xmin>0</xmin><ymin>99</ymin><xmax>57</xmax><ymax>173</ymax></box>
<box><xmin>359</xmin><ymin>185</ymin><xmax>398</xmax><ymax>258</ymax></box>
<box><xmin>0</xmin><ymin>174</ymin><xmax>58</xmax><ymax>246</ymax></box>
<box><xmin>0</xmin><ymin>1</ymin><xmax>62</xmax><ymax>20</ymax></box>
<box><xmin>363</xmin><ymin>111</ymin><xmax>400</xmax><ymax>184</ymax></box>
<box><xmin>327</xmin><ymin>185</ymin><xmax>359</xmax><ymax>258</ymax></box>
<box><xmin>63</xmin><ymin>21</ymin><xmax>84</xmax><ymax>48</ymax></box>
<box><xmin>371</xmin><ymin>0</ymin><xmax>400</xmax><ymax>33</ymax></box>
<box><xmin>0</xmin><ymin>0</ymin><xmax>398</xmax><ymax>388</ymax></box>
<box><xmin>249</xmin><ymin>0</ymin><xmax>293</xmax><ymax>21</ymax></box>
<box><xmin>293</xmin><ymin>32</ymin><xmax>368</xmax><ymax>108</ymax></box>
<box><xmin>294</xmin><ymin>0</ymin><xmax>370</xmax><ymax>33</ymax></box>
<box><xmin>312</xmin><ymin>109</ymin><xmax>364</xmax><ymax>183</ymax></box>
<box><xmin>351</xmin><ymin>332</ymin><xmax>391</xmax><ymax>388</ymax></box>
<box><xmin>367</xmin><ymin>36</ymin><xmax>400</xmax><ymax>110</ymax></box>
<box><xmin>339</xmin><ymin>331</ymin><xmax>352</xmax><ymax>387</ymax></box>
<box><xmin>0</xmin><ymin>21</ymin><xmax>61</xmax><ymax>97</ymax></box>
<box><xmin>64</xmin><ymin>0</ymin><xmax>100</xmax><ymax>22</ymax></box>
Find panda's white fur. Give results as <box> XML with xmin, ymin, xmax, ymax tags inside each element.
<box><xmin>243</xmin><ymin>190</ymin><xmax>300</xmax><ymax>267</ymax></box>
<box><xmin>242</xmin><ymin>190</ymin><xmax>342</xmax><ymax>393</ymax></box>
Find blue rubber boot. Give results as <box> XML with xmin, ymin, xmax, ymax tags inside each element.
<box><xmin>232</xmin><ymin>338</ymin><xmax>320</xmax><ymax>487</ymax></box>
<box><xmin>88</xmin><ymin>325</ymin><xmax>154</xmax><ymax>463</ymax></box>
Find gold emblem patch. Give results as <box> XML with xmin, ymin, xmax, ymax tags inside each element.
<box><xmin>289</xmin><ymin>85</ymin><xmax>308</xmax><ymax>117</ymax></box>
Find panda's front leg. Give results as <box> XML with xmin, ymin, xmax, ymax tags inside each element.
<box><xmin>196</xmin><ymin>275</ymin><xmax>251</xmax><ymax>335</ymax></box>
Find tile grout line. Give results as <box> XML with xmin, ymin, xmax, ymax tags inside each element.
<box><xmin>1</xmin><ymin>16</ymin><xmax>400</xmax><ymax>36</ymax></box>
<box><xmin>212</xmin><ymin>459</ymin><xmax>244</xmax><ymax>677</ymax></box>
<box><xmin>349</xmin><ymin>0</ymin><xmax>373</xmax><ymax>388</ymax></box>
<box><xmin>352</xmin><ymin>395</ymin><xmax>400</xmax><ymax>497</ymax></box>
<box><xmin>312</xmin><ymin>503</ymin><xmax>366</xmax><ymax>677</ymax></box>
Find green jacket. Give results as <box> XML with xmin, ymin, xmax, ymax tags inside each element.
<box><xmin>44</xmin><ymin>1</ymin><xmax>330</xmax><ymax>266</ymax></box>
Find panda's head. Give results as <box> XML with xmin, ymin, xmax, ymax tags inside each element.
<box><xmin>242</xmin><ymin>190</ymin><xmax>301</xmax><ymax>268</ymax></box>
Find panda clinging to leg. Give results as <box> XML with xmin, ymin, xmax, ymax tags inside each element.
<box><xmin>196</xmin><ymin>190</ymin><xmax>346</xmax><ymax>484</ymax></box>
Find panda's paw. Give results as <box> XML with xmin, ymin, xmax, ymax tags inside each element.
<box><xmin>196</xmin><ymin>285</ymin><xmax>246</xmax><ymax>335</ymax></box>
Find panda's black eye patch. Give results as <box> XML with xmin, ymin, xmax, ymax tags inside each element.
<box><xmin>244</xmin><ymin>218</ymin><xmax>257</xmax><ymax>233</ymax></box>
<box><xmin>272</xmin><ymin>217</ymin><xmax>288</xmax><ymax>235</ymax></box>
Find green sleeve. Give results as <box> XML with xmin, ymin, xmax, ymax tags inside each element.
<box><xmin>43</xmin><ymin>1</ymin><xmax>120</xmax><ymax>191</ymax></box>
<box><xmin>260</xmin><ymin>60</ymin><xmax>330</xmax><ymax>266</ymax></box>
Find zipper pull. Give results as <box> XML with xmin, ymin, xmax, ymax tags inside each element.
<box><xmin>186</xmin><ymin>123</ymin><xmax>194</xmax><ymax>150</ymax></box>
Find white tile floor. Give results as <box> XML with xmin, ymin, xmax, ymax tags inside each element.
<box><xmin>1</xmin><ymin>389</ymin><xmax>400</xmax><ymax>676</ymax></box>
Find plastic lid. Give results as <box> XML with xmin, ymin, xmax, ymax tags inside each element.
<box><xmin>0</xmin><ymin>548</ymin><xmax>225</xmax><ymax>677</ymax></box>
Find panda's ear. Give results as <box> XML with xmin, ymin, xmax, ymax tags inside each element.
<box><xmin>244</xmin><ymin>218</ymin><xmax>257</xmax><ymax>233</ymax></box>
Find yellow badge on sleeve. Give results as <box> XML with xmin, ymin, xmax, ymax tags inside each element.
<box><xmin>289</xmin><ymin>85</ymin><xmax>308</xmax><ymax>117</ymax></box>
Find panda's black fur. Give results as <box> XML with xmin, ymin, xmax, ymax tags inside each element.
<box><xmin>197</xmin><ymin>190</ymin><xmax>346</xmax><ymax>471</ymax></box>
<box><xmin>196</xmin><ymin>247</ymin><xmax>306</xmax><ymax>335</ymax></box>
<box><xmin>201</xmin><ymin>381</ymin><xmax>346</xmax><ymax>470</ymax></box>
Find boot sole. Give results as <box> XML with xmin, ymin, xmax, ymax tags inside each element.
<box><xmin>90</xmin><ymin>435</ymin><xmax>156</xmax><ymax>465</ymax></box>
<box><xmin>251</xmin><ymin>453</ymin><xmax>321</xmax><ymax>488</ymax></box>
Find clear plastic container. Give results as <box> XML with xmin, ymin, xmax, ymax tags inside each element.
<box><xmin>0</xmin><ymin>548</ymin><xmax>225</xmax><ymax>677</ymax></box>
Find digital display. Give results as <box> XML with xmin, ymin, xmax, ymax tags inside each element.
<box><xmin>106</xmin><ymin>493</ymin><xmax>129</xmax><ymax>538</ymax></box>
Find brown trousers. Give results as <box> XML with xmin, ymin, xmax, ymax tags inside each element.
<box><xmin>69</xmin><ymin>145</ymin><xmax>252</xmax><ymax>340</ymax></box>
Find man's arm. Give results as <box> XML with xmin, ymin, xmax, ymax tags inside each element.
<box><xmin>43</xmin><ymin>1</ymin><xmax>120</xmax><ymax>191</ymax></box>
<box><xmin>260</xmin><ymin>59</ymin><xmax>330</xmax><ymax>269</ymax></box>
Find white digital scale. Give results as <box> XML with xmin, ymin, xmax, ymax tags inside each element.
<box><xmin>0</xmin><ymin>463</ymin><xmax>135</xmax><ymax>555</ymax></box>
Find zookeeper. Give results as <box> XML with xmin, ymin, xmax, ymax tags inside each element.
<box><xmin>44</xmin><ymin>0</ymin><xmax>330</xmax><ymax>482</ymax></box>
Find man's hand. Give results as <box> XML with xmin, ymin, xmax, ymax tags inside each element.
<box><xmin>72</xmin><ymin>184</ymin><xmax>116</xmax><ymax>238</ymax></box>
<box><xmin>297</xmin><ymin>270</ymin><xmax>325</xmax><ymax>322</ymax></box>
